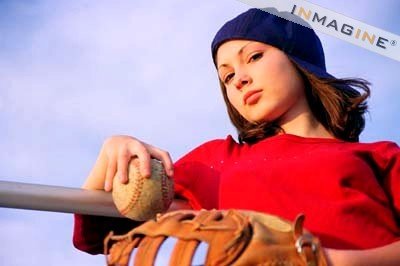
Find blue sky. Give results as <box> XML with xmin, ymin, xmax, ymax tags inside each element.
<box><xmin>0</xmin><ymin>0</ymin><xmax>399</xmax><ymax>265</ymax></box>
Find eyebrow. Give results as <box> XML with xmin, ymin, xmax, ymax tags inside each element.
<box><xmin>217</xmin><ymin>42</ymin><xmax>252</xmax><ymax>70</ymax></box>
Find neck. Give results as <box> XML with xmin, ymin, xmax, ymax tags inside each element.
<box><xmin>278</xmin><ymin>99</ymin><xmax>334</xmax><ymax>139</ymax></box>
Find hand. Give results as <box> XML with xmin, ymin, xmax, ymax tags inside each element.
<box><xmin>82</xmin><ymin>135</ymin><xmax>174</xmax><ymax>192</ymax></box>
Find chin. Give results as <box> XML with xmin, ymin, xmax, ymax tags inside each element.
<box><xmin>245</xmin><ymin>112</ymin><xmax>274</xmax><ymax>124</ymax></box>
<box><xmin>246</xmin><ymin>117</ymin><xmax>270</xmax><ymax>124</ymax></box>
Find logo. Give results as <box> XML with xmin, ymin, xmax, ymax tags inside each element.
<box><xmin>291</xmin><ymin>5</ymin><xmax>390</xmax><ymax>49</ymax></box>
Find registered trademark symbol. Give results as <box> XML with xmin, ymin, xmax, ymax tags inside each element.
<box><xmin>390</xmin><ymin>40</ymin><xmax>397</xmax><ymax>46</ymax></box>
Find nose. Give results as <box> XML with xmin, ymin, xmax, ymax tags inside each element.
<box><xmin>233</xmin><ymin>72</ymin><xmax>252</xmax><ymax>90</ymax></box>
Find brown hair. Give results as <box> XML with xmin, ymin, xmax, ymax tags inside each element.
<box><xmin>219</xmin><ymin>59</ymin><xmax>371</xmax><ymax>144</ymax></box>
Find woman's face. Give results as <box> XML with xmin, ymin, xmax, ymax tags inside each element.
<box><xmin>216</xmin><ymin>40</ymin><xmax>309</xmax><ymax>124</ymax></box>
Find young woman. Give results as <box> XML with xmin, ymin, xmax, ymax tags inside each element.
<box><xmin>73</xmin><ymin>8</ymin><xmax>400</xmax><ymax>265</ymax></box>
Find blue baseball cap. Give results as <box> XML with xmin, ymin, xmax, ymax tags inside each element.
<box><xmin>211</xmin><ymin>8</ymin><xmax>355</xmax><ymax>93</ymax></box>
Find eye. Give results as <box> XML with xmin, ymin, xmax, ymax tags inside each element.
<box><xmin>248</xmin><ymin>52</ymin><xmax>263</xmax><ymax>63</ymax></box>
<box><xmin>224</xmin><ymin>73</ymin><xmax>234</xmax><ymax>84</ymax></box>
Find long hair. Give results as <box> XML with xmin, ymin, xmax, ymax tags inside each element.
<box><xmin>219</xmin><ymin>59</ymin><xmax>371</xmax><ymax>144</ymax></box>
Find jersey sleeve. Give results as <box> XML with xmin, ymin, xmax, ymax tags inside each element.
<box><xmin>374</xmin><ymin>141</ymin><xmax>400</xmax><ymax>221</ymax></box>
<box><xmin>173</xmin><ymin>137</ymin><xmax>232</xmax><ymax>210</ymax></box>
<box><xmin>73</xmin><ymin>213</ymin><xmax>142</xmax><ymax>255</ymax></box>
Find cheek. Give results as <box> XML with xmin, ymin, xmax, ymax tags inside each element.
<box><xmin>258</xmin><ymin>60</ymin><xmax>304</xmax><ymax>100</ymax></box>
<box><xmin>226</xmin><ymin>88</ymin><xmax>241</xmax><ymax>110</ymax></box>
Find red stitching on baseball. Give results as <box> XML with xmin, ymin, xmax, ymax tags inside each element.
<box><xmin>120</xmin><ymin>160</ymin><xmax>144</xmax><ymax>215</ymax></box>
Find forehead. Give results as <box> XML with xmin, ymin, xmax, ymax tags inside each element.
<box><xmin>216</xmin><ymin>40</ymin><xmax>274</xmax><ymax>66</ymax></box>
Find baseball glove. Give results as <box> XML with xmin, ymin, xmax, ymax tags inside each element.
<box><xmin>104</xmin><ymin>209</ymin><xmax>328</xmax><ymax>266</ymax></box>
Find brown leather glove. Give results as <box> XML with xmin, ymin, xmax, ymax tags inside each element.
<box><xmin>104</xmin><ymin>209</ymin><xmax>328</xmax><ymax>266</ymax></box>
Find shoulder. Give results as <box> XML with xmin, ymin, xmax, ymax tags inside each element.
<box><xmin>196</xmin><ymin>134</ymin><xmax>238</xmax><ymax>151</ymax></box>
<box><xmin>349</xmin><ymin>139</ymin><xmax>400</xmax><ymax>154</ymax></box>
<box><xmin>183</xmin><ymin>135</ymin><xmax>238</xmax><ymax>158</ymax></box>
<box><xmin>366</xmin><ymin>140</ymin><xmax>400</xmax><ymax>161</ymax></box>
<box><xmin>174</xmin><ymin>135</ymin><xmax>239</xmax><ymax>165</ymax></box>
<box><xmin>345</xmin><ymin>139</ymin><xmax>400</xmax><ymax>168</ymax></box>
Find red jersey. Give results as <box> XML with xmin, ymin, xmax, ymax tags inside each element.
<box><xmin>73</xmin><ymin>133</ymin><xmax>400</xmax><ymax>254</ymax></box>
<box><xmin>174</xmin><ymin>134</ymin><xmax>400</xmax><ymax>249</ymax></box>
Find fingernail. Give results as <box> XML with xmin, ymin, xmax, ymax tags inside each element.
<box><xmin>142</xmin><ymin>170</ymin><xmax>150</xmax><ymax>178</ymax></box>
<box><xmin>168</xmin><ymin>169</ymin><xmax>174</xmax><ymax>177</ymax></box>
<box><xmin>104</xmin><ymin>181</ymin><xmax>110</xmax><ymax>191</ymax></box>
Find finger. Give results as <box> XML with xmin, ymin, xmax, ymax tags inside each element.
<box><xmin>146</xmin><ymin>147</ymin><xmax>174</xmax><ymax>177</ymax></box>
<box><xmin>133</xmin><ymin>145</ymin><xmax>152</xmax><ymax>179</ymax></box>
<box><xmin>104</xmin><ymin>156</ymin><xmax>117</xmax><ymax>192</ymax></box>
<box><xmin>117</xmin><ymin>149</ymin><xmax>132</xmax><ymax>184</ymax></box>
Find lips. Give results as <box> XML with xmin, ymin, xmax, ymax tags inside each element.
<box><xmin>243</xmin><ymin>89</ymin><xmax>263</xmax><ymax>105</ymax></box>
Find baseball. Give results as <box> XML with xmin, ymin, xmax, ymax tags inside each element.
<box><xmin>112</xmin><ymin>158</ymin><xmax>174</xmax><ymax>221</ymax></box>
